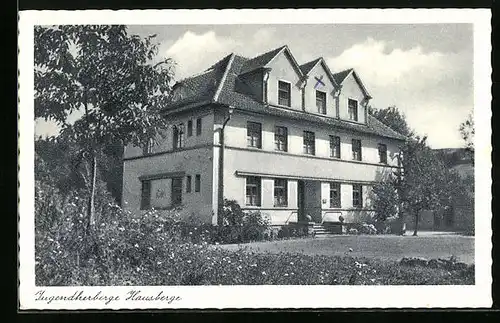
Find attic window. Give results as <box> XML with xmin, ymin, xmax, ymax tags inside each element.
<box><xmin>278</xmin><ymin>81</ymin><xmax>291</xmax><ymax>107</ymax></box>
<box><xmin>348</xmin><ymin>99</ymin><xmax>358</xmax><ymax>121</ymax></box>
<box><xmin>316</xmin><ymin>90</ymin><xmax>326</xmax><ymax>114</ymax></box>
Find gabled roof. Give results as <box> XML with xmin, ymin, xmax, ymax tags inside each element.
<box><xmin>164</xmin><ymin>47</ymin><xmax>405</xmax><ymax>141</ymax></box>
<box><xmin>333</xmin><ymin>68</ymin><xmax>372</xmax><ymax>99</ymax></box>
<box><xmin>300</xmin><ymin>57</ymin><xmax>339</xmax><ymax>87</ymax></box>
<box><xmin>240</xmin><ymin>45</ymin><xmax>304</xmax><ymax>78</ymax></box>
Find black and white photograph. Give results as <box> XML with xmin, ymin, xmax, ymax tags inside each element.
<box><xmin>18</xmin><ymin>9</ymin><xmax>492</xmax><ymax>309</ymax></box>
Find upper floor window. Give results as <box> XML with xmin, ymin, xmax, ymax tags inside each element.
<box><xmin>278</xmin><ymin>81</ymin><xmax>291</xmax><ymax>107</ymax></box>
<box><xmin>187</xmin><ymin>120</ymin><xmax>193</xmax><ymax>137</ymax></box>
<box><xmin>195</xmin><ymin>174</ymin><xmax>201</xmax><ymax>192</ymax></box>
<box><xmin>330</xmin><ymin>135</ymin><xmax>341</xmax><ymax>158</ymax></box>
<box><xmin>245</xmin><ymin>176</ymin><xmax>261</xmax><ymax>206</ymax></box>
<box><xmin>173</xmin><ymin>124</ymin><xmax>185</xmax><ymax>149</ymax></box>
<box><xmin>348</xmin><ymin>99</ymin><xmax>358</xmax><ymax>121</ymax></box>
<box><xmin>143</xmin><ymin>138</ymin><xmax>154</xmax><ymax>155</ymax></box>
<box><xmin>316</xmin><ymin>90</ymin><xmax>326</xmax><ymax>114</ymax></box>
<box><xmin>330</xmin><ymin>182</ymin><xmax>341</xmax><ymax>208</ymax></box>
<box><xmin>303</xmin><ymin>131</ymin><xmax>316</xmax><ymax>155</ymax></box>
<box><xmin>274</xmin><ymin>179</ymin><xmax>288</xmax><ymax>207</ymax></box>
<box><xmin>378</xmin><ymin>143</ymin><xmax>388</xmax><ymax>164</ymax></box>
<box><xmin>352</xmin><ymin>184</ymin><xmax>363</xmax><ymax>208</ymax></box>
<box><xmin>247</xmin><ymin>121</ymin><xmax>262</xmax><ymax>148</ymax></box>
<box><xmin>196</xmin><ymin>118</ymin><xmax>202</xmax><ymax>136</ymax></box>
<box><xmin>352</xmin><ymin>139</ymin><xmax>362</xmax><ymax>161</ymax></box>
<box><xmin>275</xmin><ymin>126</ymin><xmax>288</xmax><ymax>152</ymax></box>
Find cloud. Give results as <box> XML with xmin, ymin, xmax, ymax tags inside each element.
<box><xmin>165</xmin><ymin>31</ymin><xmax>241</xmax><ymax>79</ymax></box>
<box><xmin>327</xmin><ymin>38</ymin><xmax>473</xmax><ymax>148</ymax></box>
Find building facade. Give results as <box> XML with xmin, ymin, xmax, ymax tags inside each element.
<box><xmin>122</xmin><ymin>45</ymin><xmax>406</xmax><ymax>226</ymax></box>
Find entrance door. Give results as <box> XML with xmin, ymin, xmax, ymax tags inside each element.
<box><xmin>297</xmin><ymin>180</ymin><xmax>305</xmax><ymax>222</ymax></box>
<box><xmin>171</xmin><ymin>177</ymin><xmax>183</xmax><ymax>207</ymax></box>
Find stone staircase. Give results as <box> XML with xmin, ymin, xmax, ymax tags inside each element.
<box><xmin>311</xmin><ymin>222</ymin><xmax>344</xmax><ymax>237</ymax></box>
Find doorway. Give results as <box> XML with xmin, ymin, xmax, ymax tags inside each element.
<box><xmin>171</xmin><ymin>177</ymin><xmax>183</xmax><ymax>207</ymax></box>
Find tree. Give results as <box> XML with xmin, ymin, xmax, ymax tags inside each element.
<box><xmin>459</xmin><ymin>112</ymin><xmax>474</xmax><ymax>157</ymax></box>
<box><xmin>370</xmin><ymin>105</ymin><xmax>413</xmax><ymax>137</ymax></box>
<box><xmin>397</xmin><ymin>136</ymin><xmax>452</xmax><ymax>236</ymax></box>
<box><xmin>34</xmin><ymin>25</ymin><xmax>175</xmax><ymax>232</ymax></box>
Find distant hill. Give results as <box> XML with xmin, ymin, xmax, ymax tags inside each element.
<box><xmin>434</xmin><ymin>148</ymin><xmax>474</xmax><ymax>179</ymax></box>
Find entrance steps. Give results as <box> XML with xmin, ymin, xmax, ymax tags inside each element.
<box><xmin>311</xmin><ymin>223</ymin><xmax>344</xmax><ymax>237</ymax></box>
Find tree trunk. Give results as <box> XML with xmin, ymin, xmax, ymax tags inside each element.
<box><xmin>413</xmin><ymin>210</ymin><xmax>419</xmax><ymax>236</ymax></box>
<box><xmin>86</xmin><ymin>153</ymin><xmax>97</xmax><ymax>232</ymax></box>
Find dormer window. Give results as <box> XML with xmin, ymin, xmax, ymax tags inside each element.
<box><xmin>348</xmin><ymin>99</ymin><xmax>358</xmax><ymax>121</ymax></box>
<box><xmin>278</xmin><ymin>81</ymin><xmax>291</xmax><ymax>107</ymax></box>
<box><xmin>316</xmin><ymin>90</ymin><xmax>326</xmax><ymax>114</ymax></box>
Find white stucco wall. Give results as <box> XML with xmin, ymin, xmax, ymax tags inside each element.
<box><xmin>266</xmin><ymin>51</ymin><xmax>303</xmax><ymax>110</ymax></box>
<box><xmin>338</xmin><ymin>73</ymin><xmax>368</xmax><ymax>124</ymax></box>
<box><xmin>303</xmin><ymin>62</ymin><xmax>337</xmax><ymax>117</ymax></box>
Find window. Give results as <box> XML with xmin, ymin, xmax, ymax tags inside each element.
<box><xmin>348</xmin><ymin>99</ymin><xmax>358</xmax><ymax>121</ymax></box>
<box><xmin>274</xmin><ymin>126</ymin><xmax>288</xmax><ymax>152</ymax></box>
<box><xmin>352</xmin><ymin>139</ymin><xmax>362</xmax><ymax>161</ymax></box>
<box><xmin>352</xmin><ymin>184</ymin><xmax>363</xmax><ymax>208</ymax></box>
<box><xmin>330</xmin><ymin>135</ymin><xmax>341</xmax><ymax>158</ymax></box>
<box><xmin>140</xmin><ymin>180</ymin><xmax>151</xmax><ymax>210</ymax></box>
<box><xmin>316</xmin><ymin>90</ymin><xmax>327</xmax><ymax>114</ymax></box>
<box><xmin>186</xmin><ymin>175</ymin><xmax>192</xmax><ymax>193</ymax></box>
<box><xmin>274</xmin><ymin>179</ymin><xmax>288</xmax><ymax>207</ymax></box>
<box><xmin>303</xmin><ymin>131</ymin><xmax>315</xmax><ymax>155</ymax></box>
<box><xmin>143</xmin><ymin>138</ymin><xmax>154</xmax><ymax>155</ymax></box>
<box><xmin>171</xmin><ymin>178</ymin><xmax>183</xmax><ymax>206</ymax></box>
<box><xmin>278</xmin><ymin>81</ymin><xmax>291</xmax><ymax>107</ymax></box>
<box><xmin>187</xmin><ymin>120</ymin><xmax>193</xmax><ymax>137</ymax></box>
<box><xmin>329</xmin><ymin>182</ymin><xmax>341</xmax><ymax>208</ymax></box>
<box><xmin>196</xmin><ymin>118</ymin><xmax>202</xmax><ymax>136</ymax></box>
<box><xmin>195</xmin><ymin>174</ymin><xmax>201</xmax><ymax>192</ymax></box>
<box><xmin>245</xmin><ymin>176</ymin><xmax>261</xmax><ymax>206</ymax></box>
<box><xmin>378</xmin><ymin>143</ymin><xmax>388</xmax><ymax>164</ymax></box>
<box><xmin>247</xmin><ymin>122</ymin><xmax>262</xmax><ymax>148</ymax></box>
<box><xmin>173</xmin><ymin>124</ymin><xmax>185</xmax><ymax>149</ymax></box>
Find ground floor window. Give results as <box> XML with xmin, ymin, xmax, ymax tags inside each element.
<box><xmin>195</xmin><ymin>174</ymin><xmax>201</xmax><ymax>192</ymax></box>
<box><xmin>245</xmin><ymin>176</ymin><xmax>261</xmax><ymax>206</ymax></box>
<box><xmin>140</xmin><ymin>180</ymin><xmax>151</xmax><ymax>210</ymax></box>
<box><xmin>352</xmin><ymin>184</ymin><xmax>363</xmax><ymax>208</ymax></box>
<box><xmin>329</xmin><ymin>182</ymin><xmax>341</xmax><ymax>208</ymax></box>
<box><xmin>274</xmin><ymin>179</ymin><xmax>288</xmax><ymax>207</ymax></box>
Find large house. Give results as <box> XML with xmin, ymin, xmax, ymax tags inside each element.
<box><xmin>122</xmin><ymin>45</ymin><xmax>406</xmax><ymax>227</ymax></box>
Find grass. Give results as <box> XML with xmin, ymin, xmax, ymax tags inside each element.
<box><xmin>218</xmin><ymin>234</ymin><xmax>475</xmax><ymax>265</ymax></box>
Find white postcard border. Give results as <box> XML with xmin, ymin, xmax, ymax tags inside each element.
<box><xmin>18</xmin><ymin>9</ymin><xmax>492</xmax><ymax>309</ymax></box>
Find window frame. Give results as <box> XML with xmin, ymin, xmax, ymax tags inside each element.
<box><xmin>274</xmin><ymin>126</ymin><xmax>288</xmax><ymax>152</ymax></box>
<box><xmin>143</xmin><ymin>138</ymin><xmax>154</xmax><ymax>155</ymax></box>
<box><xmin>378</xmin><ymin>143</ymin><xmax>388</xmax><ymax>164</ymax></box>
<box><xmin>140</xmin><ymin>180</ymin><xmax>151</xmax><ymax>210</ymax></box>
<box><xmin>196</xmin><ymin>118</ymin><xmax>202</xmax><ymax>136</ymax></box>
<box><xmin>348</xmin><ymin>98</ymin><xmax>359</xmax><ymax>122</ymax></box>
<box><xmin>195</xmin><ymin>174</ymin><xmax>201</xmax><ymax>192</ymax></box>
<box><xmin>329</xmin><ymin>135</ymin><xmax>341</xmax><ymax>158</ymax></box>
<box><xmin>186</xmin><ymin>175</ymin><xmax>192</xmax><ymax>193</ymax></box>
<box><xmin>245</xmin><ymin>176</ymin><xmax>261</xmax><ymax>206</ymax></box>
<box><xmin>352</xmin><ymin>184</ymin><xmax>363</xmax><ymax>208</ymax></box>
<box><xmin>187</xmin><ymin>120</ymin><xmax>193</xmax><ymax>137</ymax></box>
<box><xmin>352</xmin><ymin>138</ymin><xmax>362</xmax><ymax>161</ymax></box>
<box><xmin>247</xmin><ymin>121</ymin><xmax>262</xmax><ymax>149</ymax></box>
<box><xmin>278</xmin><ymin>80</ymin><xmax>292</xmax><ymax>107</ymax></box>
<box><xmin>274</xmin><ymin>179</ymin><xmax>288</xmax><ymax>207</ymax></box>
<box><xmin>329</xmin><ymin>182</ymin><xmax>341</xmax><ymax>208</ymax></box>
<box><xmin>173</xmin><ymin>124</ymin><xmax>185</xmax><ymax>149</ymax></box>
<box><xmin>303</xmin><ymin>131</ymin><xmax>316</xmax><ymax>155</ymax></box>
<box><xmin>316</xmin><ymin>90</ymin><xmax>327</xmax><ymax>114</ymax></box>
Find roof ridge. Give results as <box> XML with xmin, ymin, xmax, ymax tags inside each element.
<box><xmin>213</xmin><ymin>53</ymin><xmax>236</xmax><ymax>102</ymax></box>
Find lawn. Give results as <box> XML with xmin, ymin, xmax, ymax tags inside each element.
<box><xmin>218</xmin><ymin>233</ymin><xmax>475</xmax><ymax>264</ymax></box>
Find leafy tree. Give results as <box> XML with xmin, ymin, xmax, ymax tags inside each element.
<box><xmin>34</xmin><ymin>25</ymin><xmax>175</xmax><ymax>232</ymax></box>
<box><xmin>370</xmin><ymin>105</ymin><xmax>413</xmax><ymax>137</ymax></box>
<box><xmin>459</xmin><ymin>112</ymin><xmax>474</xmax><ymax>157</ymax></box>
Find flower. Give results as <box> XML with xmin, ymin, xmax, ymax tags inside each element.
<box><xmin>262</xmin><ymin>271</ymin><xmax>266</xmax><ymax>275</ymax></box>
<box><xmin>134</xmin><ymin>243</ymin><xmax>139</xmax><ymax>248</ymax></box>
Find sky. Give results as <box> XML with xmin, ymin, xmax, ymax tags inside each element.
<box><xmin>35</xmin><ymin>24</ymin><xmax>473</xmax><ymax>149</ymax></box>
